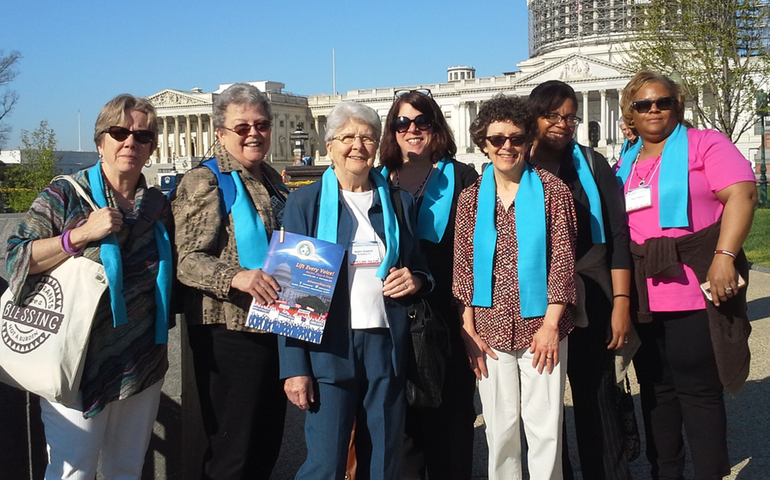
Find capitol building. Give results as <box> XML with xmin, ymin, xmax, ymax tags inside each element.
<box><xmin>146</xmin><ymin>0</ymin><xmax>763</xmax><ymax>182</ymax></box>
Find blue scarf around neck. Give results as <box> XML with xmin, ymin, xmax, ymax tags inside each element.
<box><xmin>317</xmin><ymin>166</ymin><xmax>400</xmax><ymax>280</ymax></box>
<box><xmin>615</xmin><ymin>123</ymin><xmax>690</xmax><ymax>228</ymax></box>
<box><xmin>570</xmin><ymin>141</ymin><xmax>605</xmax><ymax>243</ymax></box>
<box><xmin>228</xmin><ymin>170</ymin><xmax>269</xmax><ymax>269</ymax></box>
<box><xmin>472</xmin><ymin>163</ymin><xmax>548</xmax><ymax>318</ymax></box>
<box><xmin>87</xmin><ymin>162</ymin><xmax>172</xmax><ymax>343</ymax></box>
<box><xmin>381</xmin><ymin>158</ymin><xmax>455</xmax><ymax>243</ymax></box>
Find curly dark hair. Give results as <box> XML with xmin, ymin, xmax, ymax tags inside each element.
<box><xmin>469</xmin><ymin>94</ymin><xmax>535</xmax><ymax>154</ymax></box>
<box><xmin>379</xmin><ymin>91</ymin><xmax>456</xmax><ymax>170</ymax></box>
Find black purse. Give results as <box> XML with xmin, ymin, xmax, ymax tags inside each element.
<box><xmin>615</xmin><ymin>376</ymin><xmax>641</xmax><ymax>462</ymax></box>
<box><xmin>390</xmin><ymin>189</ymin><xmax>451</xmax><ymax>408</ymax></box>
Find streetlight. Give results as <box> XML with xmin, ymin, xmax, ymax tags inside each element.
<box><xmin>757</xmin><ymin>90</ymin><xmax>768</xmax><ymax>204</ymax></box>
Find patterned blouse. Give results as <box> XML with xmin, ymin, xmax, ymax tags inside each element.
<box><xmin>172</xmin><ymin>144</ymin><xmax>288</xmax><ymax>331</ymax></box>
<box><xmin>6</xmin><ymin>170</ymin><xmax>171</xmax><ymax>418</ymax></box>
<box><xmin>452</xmin><ymin>167</ymin><xmax>577</xmax><ymax>352</ymax></box>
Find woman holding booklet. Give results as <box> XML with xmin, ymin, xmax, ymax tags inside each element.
<box><xmin>279</xmin><ymin>100</ymin><xmax>432</xmax><ymax>480</ymax></box>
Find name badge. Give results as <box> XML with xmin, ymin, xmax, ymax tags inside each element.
<box><xmin>625</xmin><ymin>186</ymin><xmax>652</xmax><ymax>212</ymax></box>
<box><xmin>349</xmin><ymin>241</ymin><xmax>382</xmax><ymax>266</ymax></box>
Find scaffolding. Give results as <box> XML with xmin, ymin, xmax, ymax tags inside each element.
<box><xmin>528</xmin><ymin>0</ymin><xmax>641</xmax><ymax>58</ymax></box>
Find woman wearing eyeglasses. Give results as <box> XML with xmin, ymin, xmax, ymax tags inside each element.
<box><xmin>375</xmin><ymin>90</ymin><xmax>478</xmax><ymax>480</ymax></box>
<box><xmin>172</xmin><ymin>83</ymin><xmax>289</xmax><ymax>479</ymax></box>
<box><xmin>453</xmin><ymin>94</ymin><xmax>577</xmax><ymax>480</ymax></box>
<box><xmin>615</xmin><ymin>71</ymin><xmax>756</xmax><ymax>480</ymax></box>
<box><xmin>279</xmin><ymin>101</ymin><xmax>432</xmax><ymax>480</ymax></box>
<box><xmin>6</xmin><ymin>94</ymin><xmax>173</xmax><ymax>479</ymax></box>
<box><xmin>528</xmin><ymin>80</ymin><xmax>634</xmax><ymax>480</ymax></box>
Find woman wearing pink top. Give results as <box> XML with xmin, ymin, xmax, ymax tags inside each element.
<box><xmin>615</xmin><ymin>71</ymin><xmax>757</xmax><ymax>480</ymax></box>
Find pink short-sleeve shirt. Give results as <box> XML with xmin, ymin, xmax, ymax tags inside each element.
<box><xmin>622</xmin><ymin>128</ymin><xmax>755</xmax><ymax>311</ymax></box>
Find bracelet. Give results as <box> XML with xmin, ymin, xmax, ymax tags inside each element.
<box><xmin>613</xmin><ymin>294</ymin><xmax>631</xmax><ymax>299</ymax></box>
<box><xmin>60</xmin><ymin>230</ymin><xmax>84</xmax><ymax>256</ymax></box>
<box><xmin>715</xmin><ymin>249</ymin><xmax>737</xmax><ymax>259</ymax></box>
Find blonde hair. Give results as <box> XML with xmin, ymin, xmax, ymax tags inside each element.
<box><xmin>620</xmin><ymin>71</ymin><xmax>686</xmax><ymax>126</ymax></box>
<box><xmin>94</xmin><ymin>94</ymin><xmax>159</xmax><ymax>151</ymax></box>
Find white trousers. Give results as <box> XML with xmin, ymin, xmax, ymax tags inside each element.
<box><xmin>40</xmin><ymin>379</ymin><xmax>164</xmax><ymax>480</ymax></box>
<box><xmin>478</xmin><ymin>339</ymin><xmax>568</xmax><ymax>480</ymax></box>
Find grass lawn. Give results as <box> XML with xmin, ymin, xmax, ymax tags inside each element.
<box><xmin>745</xmin><ymin>207</ymin><xmax>770</xmax><ymax>268</ymax></box>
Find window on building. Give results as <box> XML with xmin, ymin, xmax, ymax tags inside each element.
<box><xmin>280</xmin><ymin>120</ymin><xmax>285</xmax><ymax>127</ymax></box>
<box><xmin>444</xmin><ymin>111</ymin><xmax>452</xmax><ymax>118</ymax></box>
<box><xmin>290</xmin><ymin>121</ymin><xmax>295</xmax><ymax>128</ymax></box>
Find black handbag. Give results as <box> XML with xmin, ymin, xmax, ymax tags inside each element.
<box><xmin>390</xmin><ymin>189</ymin><xmax>451</xmax><ymax>408</ymax></box>
<box><xmin>615</xmin><ymin>376</ymin><xmax>641</xmax><ymax>462</ymax></box>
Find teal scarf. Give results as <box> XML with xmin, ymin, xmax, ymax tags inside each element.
<box><xmin>229</xmin><ymin>171</ymin><xmax>269</xmax><ymax>269</ymax></box>
<box><xmin>570</xmin><ymin>141</ymin><xmax>605</xmax><ymax>243</ymax></box>
<box><xmin>381</xmin><ymin>158</ymin><xmax>455</xmax><ymax>243</ymax></box>
<box><xmin>317</xmin><ymin>167</ymin><xmax>400</xmax><ymax>279</ymax></box>
<box><xmin>472</xmin><ymin>163</ymin><xmax>548</xmax><ymax>318</ymax></box>
<box><xmin>615</xmin><ymin>123</ymin><xmax>690</xmax><ymax>228</ymax></box>
<box><xmin>87</xmin><ymin>162</ymin><xmax>172</xmax><ymax>343</ymax></box>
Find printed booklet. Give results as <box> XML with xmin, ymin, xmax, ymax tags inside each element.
<box><xmin>246</xmin><ymin>231</ymin><xmax>345</xmax><ymax>344</ymax></box>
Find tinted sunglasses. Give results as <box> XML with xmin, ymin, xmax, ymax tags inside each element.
<box><xmin>393</xmin><ymin>114</ymin><xmax>433</xmax><ymax>133</ymax></box>
<box><xmin>394</xmin><ymin>89</ymin><xmax>432</xmax><ymax>99</ymax></box>
<box><xmin>104</xmin><ymin>126</ymin><xmax>155</xmax><ymax>144</ymax></box>
<box><xmin>486</xmin><ymin>135</ymin><xmax>528</xmax><ymax>148</ymax></box>
<box><xmin>223</xmin><ymin>121</ymin><xmax>272</xmax><ymax>136</ymax></box>
<box><xmin>631</xmin><ymin>97</ymin><xmax>677</xmax><ymax>114</ymax></box>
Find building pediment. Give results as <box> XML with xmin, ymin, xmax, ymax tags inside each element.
<box><xmin>516</xmin><ymin>54</ymin><xmax>634</xmax><ymax>86</ymax></box>
<box><xmin>149</xmin><ymin>89</ymin><xmax>213</xmax><ymax>108</ymax></box>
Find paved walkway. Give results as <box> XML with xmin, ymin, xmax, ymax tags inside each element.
<box><xmin>271</xmin><ymin>269</ymin><xmax>770</xmax><ymax>479</ymax></box>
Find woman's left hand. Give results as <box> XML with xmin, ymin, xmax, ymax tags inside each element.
<box><xmin>383</xmin><ymin>267</ymin><xmax>422</xmax><ymax>298</ymax></box>
<box><xmin>706</xmin><ymin>255</ymin><xmax>738</xmax><ymax>306</ymax></box>
<box><xmin>607</xmin><ymin>298</ymin><xmax>631</xmax><ymax>350</ymax></box>
<box><xmin>530</xmin><ymin>324</ymin><xmax>560</xmax><ymax>374</ymax></box>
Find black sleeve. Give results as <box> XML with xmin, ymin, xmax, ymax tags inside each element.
<box><xmin>593</xmin><ymin>152</ymin><xmax>632</xmax><ymax>271</ymax></box>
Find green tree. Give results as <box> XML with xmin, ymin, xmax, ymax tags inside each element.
<box><xmin>623</xmin><ymin>0</ymin><xmax>770</xmax><ymax>143</ymax></box>
<box><xmin>0</xmin><ymin>50</ymin><xmax>21</xmax><ymax>149</ymax></box>
<box><xmin>3</xmin><ymin>120</ymin><xmax>59</xmax><ymax>212</ymax></box>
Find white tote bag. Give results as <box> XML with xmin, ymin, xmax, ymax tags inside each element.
<box><xmin>0</xmin><ymin>176</ymin><xmax>109</xmax><ymax>405</ymax></box>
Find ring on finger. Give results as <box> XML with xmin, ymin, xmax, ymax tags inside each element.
<box><xmin>724</xmin><ymin>286</ymin><xmax>733</xmax><ymax>292</ymax></box>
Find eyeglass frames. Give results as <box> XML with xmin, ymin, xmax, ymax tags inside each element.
<box><xmin>332</xmin><ymin>134</ymin><xmax>378</xmax><ymax>145</ymax></box>
<box><xmin>543</xmin><ymin>113</ymin><xmax>582</xmax><ymax>127</ymax></box>
<box><xmin>103</xmin><ymin>126</ymin><xmax>155</xmax><ymax>144</ymax></box>
<box><xmin>393</xmin><ymin>114</ymin><xmax>433</xmax><ymax>133</ymax></box>
<box><xmin>631</xmin><ymin>97</ymin><xmax>677</xmax><ymax>114</ymax></box>
<box><xmin>223</xmin><ymin>121</ymin><xmax>272</xmax><ymax>136</ymax></box>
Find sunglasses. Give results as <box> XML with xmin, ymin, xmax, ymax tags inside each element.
<box><xmin>485</xmin><ymin>135</ymin><xmax>529</xmax><ymax>148</ymax></box>
<box><xmin>393</xmin><ymin>114</ymin><xmax>433</xmax><ymax>133</ymax></box>
<box><xmin>543</xmin><ymin>113</ymin><xmax>581</xmax><ymax>127</ymax></box>
<box><xmin>394</xmin><ymin>89</ymin><xmax>433</xmax><ymax>99</ymax></box>
<box><xmin>104</xmin><ymin>126</ymin><xmax>155</xmax><ymax>144</ymax></box>
<box><xmin>223</xmin><ymin>121</ymin><xmax>272</xmax><ymax>136</ymax></box>
<box><xmin>631</xmin><ymin>97</ymin><xmax>677</xmax><ymax>114</ymax></box>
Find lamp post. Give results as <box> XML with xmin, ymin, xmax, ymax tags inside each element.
<box><xmin>290</xmin><ymin>125</ymin><xmax>310</xmax><ymax>166</ymax></box>
<box><xmin>757</xmin><ymin>90</ymin><xmax>768</xmax><ymax>205</ymax></box>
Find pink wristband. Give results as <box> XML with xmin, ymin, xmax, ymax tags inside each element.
<box><xmin>61</xmin><ymin>230</ymin><xmax>84</xmax><ymax>256</ymax></box>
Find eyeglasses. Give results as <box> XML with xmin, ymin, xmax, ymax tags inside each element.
<box><xmin>223</xmin><ymin>121</ymin><xmax>272</xmax><ymax>136</ymax></box>
<box><xmin>103</xmin><ymin>126</ymin><xmax>155</xmax><ymax>144</ymax></box>
<box><xmin>631</xmin><ymin>97</ymin><xmax>677</xmax><ymax>114</ymax></box>
<box><xmin>394</xmin><ymin>89</ymin><xmax>433</xmax><ymax>99</ymax></box>
<box><xmin>543</xmin><ymin>113</ymin><xmax>581</xmax><ymax>127</ymax></box>
<box><xmin>332</xmin><ymin>134</ymin><xmax>378</xmax><ymax>145</ymax></box>
<box><xmin>485</xmin><ymin>135</ymin><xmax>529</xmax><ymax>148</ymax></box>
<box><xmin>393</xmin><ymin>114</ymin><xmax>434</xmax><ymax>133</ymax></box>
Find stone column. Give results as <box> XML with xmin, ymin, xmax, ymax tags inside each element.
<box><xmin>599</xmin><ymin>89</ymin><xmax>608</xmax><ymax>147</ymax></box>
<box><xmin>579</xmin><ymin>91</ymin><xmax>590</xmax><ymax>144</ymax></box>
<box><xmin>209</xmin><ymin>116</ymin><xmax>215</xmax><ymax>150</ymax></box>
<box><xmin>617</xmin><ymin>90</ymin><xmax>624</xmax><ymax>141</ymax></box>
<box><xmin>197</xmin><ymin>115</ymin><xmax>203</xmax><ymax>157</ymax></box>
<box><xmin>457</xmin><ymin>102</ymin><xmax>467</xmax><ymax>150</ymax></box>
<box><xmin>162</xmin><ymin>117</ymin><xmax>169</xmax><ymax>161</ymax></box>
<box><xmin>185</xmin><ymin>116</ymin><xmax>192</xmax><ymax>157</ymax></box>
<box><xmin>173</xmin><ymin>116</ymin><xmax>180</xmax><ymax>158</ymax></box>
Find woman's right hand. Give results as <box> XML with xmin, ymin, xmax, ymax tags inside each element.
<box><xmin>459</xmin><ymin>306</ymin><xmax>497</xmax><ymax>379</ymax></box>
<box><xmin>69</xmin><ymin>207</ymin><xmax>123</xmax><ymax>248</ymax></box>
<box><xmin>231</xmin><ymin>270</ymin><xmax>281</xmax><ymax>305</ymax></box>
<box><xmin>285</xmin><ymin>375</ymin><xmax>314</xmax><ymax>410</ymax></box>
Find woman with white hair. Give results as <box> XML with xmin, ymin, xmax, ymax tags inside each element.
<box><xmin>279</xmin><ymin>101</ymin><xmax>433</xmax><ymax>480</ymax></box>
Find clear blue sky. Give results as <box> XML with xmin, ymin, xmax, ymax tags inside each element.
<box><xmin>0</xmin><ymin>0</ymin><xmax>531</xmax><ymax>152</ymax></box>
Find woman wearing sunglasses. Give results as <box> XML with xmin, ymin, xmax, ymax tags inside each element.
<box><xmin>377</xmin><ymin>90</ymin><xmax>478</xmax><ymax>480</ymax></box>
<box><xmin>528</xmin><ymin>80</ymin><xmax>634</xmax><ymax>480</ymax></box>
<box><xmin>279</xmin><ymin>101</ymin><xmax>432</xmax><ymax>479</ymax></box>
<box><xmin>172</xmin><ymin>83</ymin><xmax>289</xmax><ymax>479</ymax></box>
<box><xmin>454</xmin><ymin>94</ymin><xmax>577</xmax><ymax>480</ymax></box>
<box><xmin>615</xmin><ymin>71</ymin><xmax>756</xmax><ymax>480</ymax></box>
<box><xmin>6</xmin><ymin>94</ymin><xmax>173</xmax><ymax>479</ymax></box>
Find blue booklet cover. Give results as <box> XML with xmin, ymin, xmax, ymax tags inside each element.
<box><xmin>246</xmin><ymin>231</ymin><xmax>345</xmax><ymax>344</ymax></box>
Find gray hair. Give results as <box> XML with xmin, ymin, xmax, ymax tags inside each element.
<box><xmin>213</xmin><ymin>83</ymin><xmax>272</xmax><ymax>129</ymax></box>
<box><xmin>617</xmin><ymin>118</ymin><xmax>628</xmax><ymax>128</ymax></box>
<box><xmin>324</xmin><ymin>101</ymin><xmax>381</xmax><ymax>142</ymax></box>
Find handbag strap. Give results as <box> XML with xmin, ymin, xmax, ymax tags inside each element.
<box><xmin>389</xmin><ymin>188</ymin><xmax>406</xmax><ymax>269</ymax></box>
<box><xmin>53</xmin><ymin>175</ymin><xmax>99</xmax><ymax>212</ymax></box>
